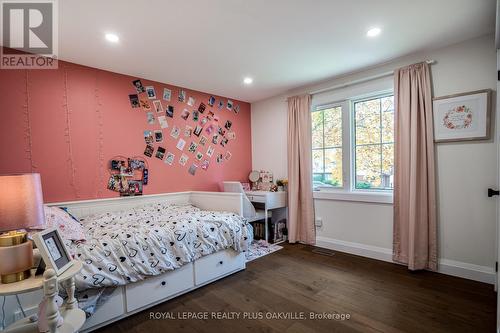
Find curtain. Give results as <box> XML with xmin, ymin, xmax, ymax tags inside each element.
<box><xmin>287</xmin><ymin>94</ymin><xmax>315</xmax><ymax>245</ymax></box>
<box><xmin>393</xmin><ymin>62</ymin><xmax>437</xmax><ymax>271</ymax></box>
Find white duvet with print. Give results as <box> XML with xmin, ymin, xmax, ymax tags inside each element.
<box><xmin>67</xmin><ymin>203</ymin><xmax>251</xmax><ymax>290</ymax></box>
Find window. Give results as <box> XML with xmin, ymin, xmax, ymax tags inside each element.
<box><xmin>312</xmin><ymin>92</ymin><xmax>394</xmax><ymax>192</ymax></box>
<box><xmin>312</xmin><ymin>106</ymin><xmax>343</xmax><ymax>188</ymax></box>
<box><xmin>354</xmin><ymin>95</ymin><xmax>394</xmax><ymax>190</ymax></box>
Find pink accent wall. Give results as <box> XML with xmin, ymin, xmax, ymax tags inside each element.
<box><xmin>0</xmin><ymin>61</ymin><xmax>252</xmax><ymax>203</ymax></box>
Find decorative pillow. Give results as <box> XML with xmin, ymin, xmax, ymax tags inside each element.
<box><xmin>43</xmin><ymin>205</ymin><xmax>87</xmax><ymax>242</ymax></box>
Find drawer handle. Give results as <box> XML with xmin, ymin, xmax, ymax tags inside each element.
<box><xmin>161</xmin><ymin>281</ymin><xmax>166</xmax><ymax>286</ymax></box>
<box><xmin>219</xmin><ymin>261</ymin><xmax>224</xmax><ymax>265</ymax></box>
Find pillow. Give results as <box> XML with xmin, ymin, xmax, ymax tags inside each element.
<box><xmin>43</xmin><ymin>205</ymin><xmax>87</xmax><ymax>242</ymax></box>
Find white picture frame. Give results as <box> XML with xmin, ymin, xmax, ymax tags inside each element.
<box><xmin>432</xmin><ymin>89</ymin><xmax>491</xmax><ymax>142</ymax></box>
<box><xmin>33</xmin><ymin>227</ymin><xmax>73</xmax><ymax>276</ymax></box>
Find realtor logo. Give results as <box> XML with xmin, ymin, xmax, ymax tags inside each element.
<box><xmin>1</xmin><ymin>0</ymin><xmax>58</xmax><ymax>69</ymax></box>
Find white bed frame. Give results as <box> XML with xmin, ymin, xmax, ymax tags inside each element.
<box><xmin>3</xmin><ymin>191</ymin><xmax>246</xmax><ymax>332</ymax></box>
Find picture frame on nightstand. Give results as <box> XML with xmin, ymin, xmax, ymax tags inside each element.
<box><xmin>33</xmin><ymin>228</ymin><xmax>73</xmax><ymax>276</ymax></box>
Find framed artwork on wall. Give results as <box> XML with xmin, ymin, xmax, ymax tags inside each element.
<box><xmin>432</xmin><ymin>89</ymin><xmax>491</xmax><ymax>142</ymax></box>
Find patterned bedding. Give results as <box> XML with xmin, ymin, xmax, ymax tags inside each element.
<box><xmin>66</xmin><ymin>203</ymin><xmax>251</xmax><ymax>290</ymax></box>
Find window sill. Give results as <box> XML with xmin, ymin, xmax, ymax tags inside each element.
<box><xmin>313</xmin><ymin>190</ymin><xmax>393</xmax><ymax>204</ymax></box>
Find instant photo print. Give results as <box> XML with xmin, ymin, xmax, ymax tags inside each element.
<box><xmin>132</xmin><ymin>79</ymin><xmax>145</xmax><ymax>93</ymax></box>
<box><xmin>146</xmin><ymin>86</ymin><xmax>156</xmax><ymax>99</ymax></box>
<box><xmin>129</xmin><ymin>94</ymin><xmax>140</xmax><ymax>108</ymax></box>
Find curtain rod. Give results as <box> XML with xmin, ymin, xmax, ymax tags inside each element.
<box><xmin>308</xmin><ymin>59</ymin><xmax>436</xmax><ymax>96</ymax></box>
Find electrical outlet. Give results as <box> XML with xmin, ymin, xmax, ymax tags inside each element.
<box><xmin>315</xmin><ymin>217</ymin><xmax>323</xmax><ymax>227</ymax></box>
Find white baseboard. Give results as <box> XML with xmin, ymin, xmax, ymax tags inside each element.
<box><xmin>315</xmin><ymin>236</ymin><xmax>495</xmax><ymax>285</ymax></box>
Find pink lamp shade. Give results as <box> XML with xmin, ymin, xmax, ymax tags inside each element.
<box><xmin>0</xmin><ymin>173</ymin><xmax>45</xmax><ymax>232</ymax></box>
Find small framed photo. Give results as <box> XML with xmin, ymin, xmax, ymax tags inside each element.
<box><xmin>433</xmin><ymin>89</ymin><xmax>491</xmax><ymax>142</ymax></box>
<box><xmin>33</xmin><ymin>228</ymin><xmax>73</xmax><ymax>276</ymax></box>
<box><xmin>145</xmin><ymin>86</ymin><xmax>156</xmax><ymax>99</ymax></box>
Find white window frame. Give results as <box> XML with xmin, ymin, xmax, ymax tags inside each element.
<box><xmin>312</xmin><ymin>90</ymin><xmax>394</xmax><ymax>204</ymax></box>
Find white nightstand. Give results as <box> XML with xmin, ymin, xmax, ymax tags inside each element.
<box><xmin>0</xmin><ymin>260</ymin><xmax>86</xmax><ymax>333</ymax></box>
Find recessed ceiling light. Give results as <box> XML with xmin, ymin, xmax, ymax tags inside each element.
<box><xmin>243</xmin><ymin>77</ymin><xmax>253</xmax><ymax>85</ymax></box>
<box><xmin>105</xmin><ymin>33</ymin><xmax>119</xmax><ymax>43</ymax></box>
<box><xmin>366</xmin><ymin>27</ymin><xmax>381</xmax><ymax>37</ymax></box>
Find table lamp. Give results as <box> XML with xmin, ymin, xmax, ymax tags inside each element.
<box><xmin>0</xmin><ymin>173</ymin><xmax>45</xmax><ymax>283</ymax></box>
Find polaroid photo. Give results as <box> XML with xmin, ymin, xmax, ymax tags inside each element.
<box><xmin>218</xmin><ymin>127</ymin><xmax>226</xmax><ymax>136</ymax></box>
<box><xmin>146</xmin><ymin>86</ymin><xmax>156</xmax><ymax>99</ymax></box>
<box><xmin>111</xmin><ymin>160</ymin><xmax>125</xmax><ymax>170</ymax></box>
<box><xmin>155</xmin><ymin>146</ymin><xmax>166</xmax><ymax>160</ymax></box>
<box><xmin>206</xmin><ymin>145</ymin><xmax>214</xmax><ymax>157</ymax></box>
<box><xmin>227</xmin><ymin>131</ymin><xmax>236</xmax><ymax>140</ymax></box>
<box><xmin>195</xmin><ymin>152</ymin><xmax>203</xmax><ymax>161</ymax></box>
<box><xmin>179</xmin><ymin>154</ymin><xmax>189</xmax><ymax>166</ymax></box>
<box><xmin>220</xmin><ymin>137</ymin><xmax>229</xmax><ymax>147</ymax></box>
<box><xmin>181</xmin><ymin>109</ymin><xmax>190</xmax><ymax>120</ymax></box>
<box><xmin>154</xmin><ymin>130</ymin><xmax>163</xmax><ymax>143</ymax></box>
<box><xmin>144</xmin><ymin>130</ymin><xmax>154</xmax><ymax>144</ymax></box>
<box><xmin>184</xmin><ymin>125</ymin><xmax>193</xmax><ymax>137</ymax></box>
<box><xmin>225</xmin><ymin>151</ymin><xmax>232</xmax><ymax>161</ymax></box>
<box><xmin>188</xmin><ymin>141</ymin><xmax>198</xmax><ymax>153</ymax></box>
<box><xmin>213</xmin><ymin>115</ymin><xmax>220</xmax><ymax>123</ymax></box>
<box><xmin>193</xmin><ymin>125</ymin><xmax>203</xmax><ymax>137</ymax></box>
<box><xmin>208</xmin><ymin>96</ymin><xmax>216</xmax><ymax>107</ymax></box>
<box><xmin>178</xmin><ymin>89</ymin><xmax>186</xmax><ymax>102</ymax></box>
<box><xmin>128</xmin><ymin>158</ymin><xmax>145</xmax><ymax>170</ymax></box>
<box><xmin>153</xmin><ymin>100</ymin><xmax>163</xmax><ymax>113</ymax></box>
<box><xmin>233</xmin><ymin>105</ymin><xmax>240</xmax><ymax>114</ymax></box>
<box><xmin>225</xmin><ymin>120</ymin><xmax>232</xmax><ymax>130</ymax></box>
<box><xmin>200</xmin><ymin>117</ymin><xmax>209</xmax><ymax>127</ymax></box>
<box><xmin>163</xmin><ymin>88</ymin><xmax>172</xmax><ymax>101</ymax></box>
<box><xmin>187</xmin><ymin>96</ymin><xmax>196</xmax><ymax>106</ymax></box>
<box><xmin>216</xmin><ymin>153</ymin><xmax>224</xmax><ymax>163</ymax></box>
<box><xmin>188</xmin><ymin>163</ymin><xmax>198</xmax><ymax>176</ymax></box>
<box><xmin>205</xmin><ymin>124</ymin><xmax>214</xmax><ymax>135</ymax></box>
<box><xmin>144</xmin><ymin>144</ymin><xmax>154</xmax><ymax>157</ymax></box>
<box><xmin>198</xmin><ymin>102</ymin><xmax>206</xmax><ymax>113</ymax></box>
<box><xmin>207</xmin><ymin>111</ymin><xmax>215</xmax><ymax>120</ymax></box>
<box><xmin>126</xmin><ymin>180</ymin><xmax>143</xmax><ymax>196</ymax></box>
<box><xmin>192</xmin><ymin>110</ymin><xmax>200</xmax><ymax>122</ymax></box>
<box><xmin>129</xmin><ymin>94</ymin><xmax>140</xmax><ymax>108</ymax></box>
<box><xmin>166</xmin><ymin>105</ymin><xmax>174</xmax><ymax>118</ymax></box>
<box><xmin>200</xmin><ymin>159</ymin><xmax>210</xmax><ymax>171</ymax></box>
<box><xmin>133</xmin><ymin>79</ymin><xmax>145</xmax><ymax>93</ymax></box>
<box><xmin>227</xmin><ymin>100</ymin><xmax>233</xmax><ymax>110</ymax></box>
<box><xmin>140</xmin><ymin>99</ymin><xmax>151</xmax><ymax>111</ymax></box>
<box><xmin>170</xmin><ymin>125</ymin><xmax>180</xmax><ymax>139</ymax></box>
<box><xmin>218</xmin><ymin>100</ymin><xmax>224</xmax><ymax>109</ymax></box>
<box><xmin>212</xmin><ymin>134</ymin><xmax>219</xmax><ymax>144</ymax></box>
<box><xmin>176</xmin><ymin>138</ymin><xmax>186</xmax><ymax>151</ymax></box>
<box><xmin>165</xmin><ymin>152</ymin><xmax>175</xmax><ymax>165</ymax></box>
<box><xmin>146</xmin><ymin>112</ymin><xmax>155</xmax><ymax>125</ymax></box>
<box><xmin>199</xmin><ymin>135</ymin><xmax>208</xmax><ymax>146</ymax></box>
<box><xmin>158</xmin><ymin>115</ymin><xmax>169</xmax><ymax>129</ymax></box>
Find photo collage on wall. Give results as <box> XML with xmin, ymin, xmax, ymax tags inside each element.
<box><xmin>107</xmin><ymin>156</ymin><xmax>149</xmax><ymax>196</ymax></box>
<box><xmin>129</xmin><ymin>79</ymin><xmax>239</xmax><ymax>176</ymax></box>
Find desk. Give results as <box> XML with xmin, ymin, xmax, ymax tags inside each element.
<box><xmin>245</xmin><ymin>191</ymin><xmax>287</xmax><ymax>242</ymax></box>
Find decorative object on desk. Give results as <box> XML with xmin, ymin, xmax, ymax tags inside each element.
<box><xmin>270</xmin><ymin>184</ymin><xmax>278</xmax><ymax>192</ymax></box>
<box><xmin>241</xmin><ymin>182</ymin><xmax>250</xmax><ymax>191</ymax></box>
<box><xmin>32</xmin><ymin>228</ymin><xmax>73</xmax><ymax>276</ymax></box>
<box><xmin>248</xmin><ymin>170</ymin><xmax>260</xmax><ymax>190</ymax></box>
<box><xmin>0</xmin><ymin>173</ymin><xmax>45</xmax><ymax>283</ymax></box>
<box><xmin>107</xmin><ymin>155</ymin><xmax>147</xmax><ymax>196</ymax></box>
<box><xmin>433</xmin><ymin>89</ymin><xmax>491</xmax><ymax>142</ymax></box>
<box><xmin>276</xmin><ymin>178</ymin><xmax>288</xmax><ymax>191</ymax></box>
<box><xmin>258</xmin><ymin>171</ymin><xmax>273</xmax><ymax>191</ymax></box>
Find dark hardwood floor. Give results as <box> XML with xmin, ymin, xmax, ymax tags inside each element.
<box><xmin>96</xmin><ymin>243</ymin><xmax>496</xmax><ymax>333</ymax></box>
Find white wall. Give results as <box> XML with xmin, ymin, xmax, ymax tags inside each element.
<box><xmin>251</xmin><ymin>34</ymin><xmax>498</xmax><ymax>283</ymax></box>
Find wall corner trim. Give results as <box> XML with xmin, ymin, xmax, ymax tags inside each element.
<box><xmin>315</xmin><ymin>236</ymin><xmax>495</xmax><ymax>284</ymax></box>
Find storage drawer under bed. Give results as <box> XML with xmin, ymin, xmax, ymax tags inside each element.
<box><xmin>125</xmin><ymin>262</ymin><xmax>194</xmax><ymax>312</ymax></box>
<box><xmin>194</xmin><ymin>249</ymin><xmax>245</xmax><ymax>286</ymax></box>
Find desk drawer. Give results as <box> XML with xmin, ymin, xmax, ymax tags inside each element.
<box><xmin>194</xmin><ymin>250</ymin><xmax>245</xmax><ymax>285</ymax></box>
<box><xmin>247</xmin><ymin>195</ymin><xmax>266</xmax><ymax>203</ymax></box>
<box><xmin>125</xmin><ymin>263</ymin><xmax>194</xmax><ymax>312</ymax></box>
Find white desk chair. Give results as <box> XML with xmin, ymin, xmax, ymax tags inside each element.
<box><xmin>222</xmin><ymin>181</ymin><xmax>267</xmax><ymax>223</ymax></box>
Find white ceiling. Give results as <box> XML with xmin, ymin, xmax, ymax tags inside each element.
<box><xmin>59</xmin><ymin>0</ymin><xmax>495</xmax><ymax>103</ymax></box>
